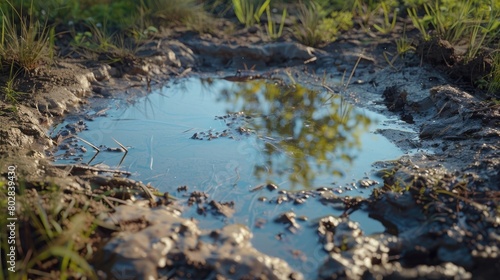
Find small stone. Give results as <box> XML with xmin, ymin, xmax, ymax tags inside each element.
<box><xmin>358</xmin><ymin>179</ymin><xmax>379</xmax><ymax>188</ymax></box>
<box><xmin>294</xmin><ymin>198</ymin><xmax>305</xmax><ymax>205</ymax></box>
<box><xmin>266</xmin><ymin>183</ymin><xmax>278</xmax><ymax>191</ymax></box>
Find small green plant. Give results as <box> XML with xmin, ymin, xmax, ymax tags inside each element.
<box><xmin>408</xmin><ymin>0</ymin><xmax>500</xmax><ymax>61</ymax></box>
<box><xmin>317</xmin><ymin>10</ymin><xmax>353</xmax><ymax>43</ymax></box>
<box><xmin>373</xmin><ymin>1</ymin><xmax>398</xmax><ymax>34</ymax></box>
<box><xmin>71</xmin><ymin>23</ymin><xmax>136</xmax><ymax>61</ymax></box>
<box><xmin>1</xmin><ymin>62</ymin><xmax>25</xmax><ymax>107</ymax></box>
<box><xmin>232</xmin><ymin>0</ymin><xmax>270</xmax><ymax>27</ymax></box>
<box><xmin>2</xmin><ymin>183</ymin><xmax>99</xmax><ymax>279</ymax></box>
<box><xmin>464</xmin><ymin>6</ymin><xmax>500</xmax><ymax>63</ymax></box>
<box><xmin>407</xmin><ymin>6</ymin><xmax>431</xmax><ymax>41</ymax></box>
<box><xmin>488</xmin><ymin>51</ymin><xmax>500</xmax><ymax>95</ymax></box>
<box><xmin>396</xmin><ymin>28</ymin><xmax>416</xmax><ymax>57</ymax></box>
<box><xmin>294</xmin><ymin>0</ymin><xmax>353</xmax><ymax>47</ymax></box>
<box><xmin>351</xmin><ymin>0</ymin><xmax>379</xmax><ymax>28</ymax></box>
<box><xmin>293</xmin><ymin>1</ymin><xmax>323</xmax><ymax>46</ymax></box>
<box><xmin>140</xmin><ymin>0</ymin><xmax>212</xmax><ymax>31</ymax></box>
<box><xmin>422</xmin><ymin>1</ymin><xmax>474</xmax><ymax>44</ymax></box>
<box><xmin>265</xmin><ymin>6</ymin><xmax>287</xmax><ymax>40</ymax></box>
<box><xmin>2</xmin><ymin>76</ymin><xmax>25</xmax><ymax>105</ymax></box>
<box><xmin>26</xmin><ymin>195</ymin><xmax>96</xmax><ymax>278</ymax></box>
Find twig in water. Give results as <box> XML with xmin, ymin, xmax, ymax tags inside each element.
<box><xmin>74</xmin><ymin>136</ymin><xmax>101</xmax><ymax>165</ymax></box>
<box><xmin>112</xmin><ymin>137</ymin><xmax>128</xmax><ymax>152</ymax></box>
<box><xmin>76</xmin><ymin>136</ymin><xmax>100</xmax><ymax>152</ymax></box>
<box><xmin>112</xmin><ymin>137</ymin><xmax>129</xmax><ymax>167</ymax></box>
<box><xmin>149</xmin><ymin>135</ymin><xmax>154</xmax><ymax>170</ymax></box>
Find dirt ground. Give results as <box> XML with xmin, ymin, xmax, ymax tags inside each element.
<box><xmin>1</xmin><ymin>18</ymin><xmax>499</xmax><ymax>279</ymax></box>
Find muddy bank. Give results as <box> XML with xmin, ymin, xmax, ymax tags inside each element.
<box><xmin>1</xmin><ymin>27</ymin><xmax>499</xmax><ymax>279</ymax></box>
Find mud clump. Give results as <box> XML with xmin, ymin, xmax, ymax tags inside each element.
<box><xmin>418</xmin><ymin>38</ymin><xmax>494</xmax><ymax>93</ymax></box>
<box><xmin>366</xmin><ymin>159</ymin><xmax>500</xmax><ymax>279</ymax></box>
<box><xmin>95</xmin><ymin>205</ymin><xmax>303</xmax><ymax>279</ymax></box>
<box><xmin>383</xmin><ymin>86</ymin><xmax>414</xmax><ymax>124</ymax></box>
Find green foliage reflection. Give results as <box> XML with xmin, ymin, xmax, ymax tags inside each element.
<box><xmin>216</xmin><ymin>80</ymin><xmax>372</xmax><ymax>189</ymax></box>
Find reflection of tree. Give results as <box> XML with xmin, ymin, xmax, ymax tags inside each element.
<box><xmin>216</xmin><ymin>79</ymin><xmax>372</xmax><ymax>189</ymax></box>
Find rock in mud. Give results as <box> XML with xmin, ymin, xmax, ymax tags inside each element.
<box><xmin>96</xmin><ymin>205</ymin><xmax>302</xmax><ymax>279</ymax></box>
<box><xmin>418</xmin><ymin>85</ymin><xmax>483</xmax><ymax>140</ymax></box>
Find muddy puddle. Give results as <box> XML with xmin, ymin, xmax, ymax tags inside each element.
<box><xmin>50</xmin><ymin>77</ymin><xmax>415</xmax><ymax>277</ymax></box>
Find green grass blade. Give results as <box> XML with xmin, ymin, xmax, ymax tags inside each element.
<box><xmin>255</xmin><ymin>0</ymin><xmax>271</xmax><ymax>23</ymax></box>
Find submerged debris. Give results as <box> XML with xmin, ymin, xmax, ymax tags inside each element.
<box><xmin>190</xmin><ymin>112</ymin><xmax>255</xmax><ymax>140</ymax></box>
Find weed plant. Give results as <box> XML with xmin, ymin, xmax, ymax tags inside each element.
<box><xmin>395</xmin><ymin>36</ymin><xmax>416</xmax><ymax>56</ymax></box>
<box><xmin>0</xmin><ymin>182</ymin><xmax>98</xmax><ymax>279</ymax></box>
<box><xmin>373</xmin><ymin>1</ymin><xmax>398</xmax><ymax>34</ymax></box>
<box><xmin>407</xmin><ymin>0</ymin><xmax>500</xmax><ymax>60</ymax></box>
<box><xmin>232</xmin><ymin>0</ymin><xmax>270</xmax><ymax>27</ymax></box>
<box><xmin>294</xmin><ymin>1</ymin><xmax>352</xmax><ymax>47</ymax></box>
<box><xmin>71</xmin><ymin>22</ymin><xmax>136</xmax><ymax>61</ymax></box>
<box><xmin>1</xmin><ymin>65</ymin><xmax>25</xmax><ymax>106</ymax></box>
<box><xmin>265</xmin><ymin>6</ymin><xmax>287</xmax><ymax>40</ymax></box>
<box><xmin>0</xmin><ymin>2</ymin><xmax>52</xmax><ymax>71</ymax></box>
<box><xmin>488</xmin><ymin>51</ymin><xmax>500</xmax><ymax>95</ymax></box>
<box><xmin>293</xmin><ymin>1</ymin><xmax>323</xmax><ymax>46</ymax></box>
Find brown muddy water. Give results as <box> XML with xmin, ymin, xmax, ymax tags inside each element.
<box><xmin>50</xmin><ymin>77</ymin><xmax>415</xmax><ymax>277</ymax></box>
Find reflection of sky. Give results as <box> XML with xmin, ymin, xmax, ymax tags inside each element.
<box><xmin>53</xmin><ymin>77</ymin><xmax>402</xmax><ymax>191</ymax></box>
<box><xmin>51</xmin><ymin>77</ymin><xmax>406</xmax><ymax>279</ymax></box>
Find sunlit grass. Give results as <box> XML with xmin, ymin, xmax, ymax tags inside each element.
<box><xmin>232</xmin><ymin>0</ymin><xmax>270</xmax><ymax>27</ymax></box>
<box><xmin>265</xmin><ymin>6</ymin><xmax>287</xmax><ymax>40</ymax></box>
<box><xmin>0</xmin><ymin>2</ymin><xmax>52</xmax><ymax>71</ymax></box>
<box><xmin>71</xmin><ymin>22</ymin><xmax>137</xmax><ymax>61</ymax></box>
<box><xmin>372</xmin><ymin>1</ymin><xmax>398</xmax><ymax>34</ymax></box>
<box><xmin>293</xmin><ymin>1</ymin><xmax>323</xmax><ymax>47</ymax></box>
<box><xmin>1</xmin><ymin>71</ymin><xmax>25</xmax><ymax>105</ymax></box>
<box><xmin>488</xmin><ymin>51</ymin><xmax>500</xmax><ymax>95</ymax></box>
<box><xmin>0</xmin><ymin>181</ymin><xmax>99</xmax><ymax>280</ymax></box>
<box><xmin>407</xmin><ymin>0</ymin><xmax>499</xmax><ymax>61</ymax></box>
<box><xmin>140</xmin><ymin>0</ymin><xmax>213</xmax><ymax>32</ymax></box>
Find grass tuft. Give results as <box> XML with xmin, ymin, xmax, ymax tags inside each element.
<box><xmin>232</xmin><ymin>0</ymin><xmax>270</xmax><ymax>27</ymax></box>
<box><xmin>0</xmin><ymin>182</ymin><xmax>99</xmax><ymax>279</ymax></box>
<box><xmin>140</xmin><ymin>0</ymin><xmax>213</xmax><ymax>31</ymax></box>
<box><xmin>488</xmin><ymin>51</ymin><xmax>500</xmax><ymax>95</ymax></box>
<box><xmin>293</xmin><ymin>1</ymin><xmax>323</xmax><ymax>47</ymax></box>
<box><xmin>0</xmin><ymin>2</ymin><xmax>52</xmax><ymax>71</ymax></box>
<box><xmin>265</xmin><ymin>6</ymin><xmax>287</xmax><ymax>40</ymax></box>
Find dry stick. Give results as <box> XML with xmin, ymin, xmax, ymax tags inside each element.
<box><xmin>112</xmin><ymin>137</ymin><xmax>129</xmax><ymax>168</ymax></box>
<box><xmin>87</xmin><ymin>152</ymin><xmax>99</xmax><ymax>166</ymax></box>
<box><xmin>52</xmin><ymin>164</ymin><xmax>132</xmax><ymax>176</ymax></box>
<box><xmin>111</xmin><ymin>137</ymin><xmax>128</xmax><ymax>152</ymax></box>
<box><xmin>75</xmin><ymin>136</ymin><xmax>100</xmax><ymax>152</ymax></box>
<box><xmin>138</xmin><ymin>184</ymin><xmax>156</xmax><ymax>202</ymax></box>
<box><xmin>345</xmin><ymin>52</ymin><xmax>364</xmax><ymax>90</ymax></box>
<box><xmin>75</xmin><ymin>136</ymin><xmax>101</xmax><ymax>165</ymax></box>
<box><xmin>117</xmin><ymin>152</ymin><xmax>128</xmax><ymax>168</ymax></box>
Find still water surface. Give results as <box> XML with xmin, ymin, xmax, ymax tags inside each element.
<box><xmin>52</xmin><ymin>77</ymin><xmax>405</xmax><ymax>277</ymax></box>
